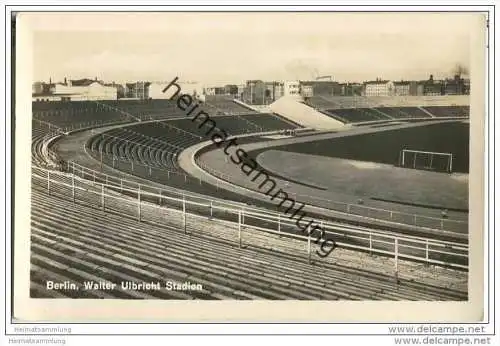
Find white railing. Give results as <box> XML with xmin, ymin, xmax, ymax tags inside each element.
<box><xmin>312</xmin><ymin>95</ymin><xmax>470</xmax><ymax>109</ymax></box>
<box><xmin>32</xmin><ymin>110</ymin><xmax>468</xmax><ymax>272</ymax></box>
<box><xmin>92</xmin><ymin>100</ymin><xmax>142</xmax><ymax>122</ymax></box>
<box><xmin>84</xmin><ymin>128</ymin><xmax>468</xmax><ymax>235</ymax></box>
<box><xmin>37</xmin><ymin>114</ymin><xmax>468</xmax><ymax>235</ymax></box>
<box><xmin>195</xmin><ymin>159</ymin><xmax>468</xmax><ymax>234</ymax></box>
<box><xmin>32</xmin><ymin>164</ymin><xmax>468</xmax><ymax>271</ymax></box>
<box><xmin>32</xmin><ymin>118</ymin><xmax>66</xmax><ymax>135</ymax></box>
<box><xmin>86</xmin><ymin>148</ymin><xmax>193</xmax><ymax>182</ymax></box>
<box><xmin>33</xmin><ymin>115</ymin><xmax>133</xmax><ymax>134</ymax></box>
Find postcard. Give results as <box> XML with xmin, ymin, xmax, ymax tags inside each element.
<box><xmin>13</xmin><ymin>11</ymin><xmax>487</xmax><ymax>322</ymax></box>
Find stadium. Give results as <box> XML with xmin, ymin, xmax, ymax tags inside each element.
<box><xmin>29</xmin><ymin>76</ymin><xmax>470</xmax><ymax>301</ymax></box>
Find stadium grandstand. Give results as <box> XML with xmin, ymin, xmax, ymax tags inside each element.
<box><xmin>303</xmin><ymin>95</ymin><xmax>470</xmax><ymax>124</ymax></box>
<box><xmin>31</xmin><ymin>92</ymin><xmax>470</xmax><ymax>300</ymax></box>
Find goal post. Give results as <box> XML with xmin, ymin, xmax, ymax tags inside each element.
<box><xmin>400</xmin><ymin>149</ymin><xmax>453</xmax><ymax>173</ymax></box>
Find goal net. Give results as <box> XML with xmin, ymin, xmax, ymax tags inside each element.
<box><xmin>399</xmin><ymin>149</ymin><xmax>453</xmax><ymax>173</ymax></box>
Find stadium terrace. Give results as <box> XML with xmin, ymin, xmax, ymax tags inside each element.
<box><xmin>163</xmin><ymin>77</ymin><xmax>337</xmax><ymax>258</ymax></box>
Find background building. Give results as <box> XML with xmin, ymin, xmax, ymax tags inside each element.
<box><xmin>300</xmin><ymin>85</ymin><xmax>313</xmax><ymax>98</ymax></box>
<box><xmin>48</xmin><ymin>77</ymin><xmax>117</xmax><ymax>100</ymax></box>
<box><xmin>423</xmin><ymin>75</ymin><xmax>443</xmax><ymax>96</ymax></box>
<box><xmin>463</xmin><ymin>79</ymin><xmax>470</xmax><ymax>95</ymax></box>
<box><xmin>32</xmin><ymin>71</ymin><xmax>470</xmax><ymax>103</ymax></box>
<box><xmin>409</xmin><ymin>81</ymin><xmax>424</xmax><ymax>96</ymax></box>
<box><xmin>109</xmin><ymin>83</ymin><xmax>125</xmax><ymax>99</ymax></box>
<box><xmin>125</xmin><ymin>81</ymin><xmax>150</xmax><ymax>99</ymax></box>
<box><xmin>363</xmin><ymin>79</ymin><xmax>394</xmax><ymax>96</ymax></box>
<box><xmin>283</xmin><ymin>80</ymin><xmax>300</xmax><ymax>97</ymax></box>
<box><xmin>242</xmin><ymin>80</ymin><xmax>285</xmax><ymax>105</ymax></box>
<box><xmin>299</xmin><ymin>80</ymin><xmax>342</xmax><ymax>97</ymax></box>
<box><xmin>242</xmin><ymin>80</ymin><xmax>265</xmax><ymax>105</ymax></box>
<box><xmin>393</xmin><ymin>81</ymin><xmax>411</xmax><ymax>96</ymax></box>
<box><xmin>237</xmin><ymin>84</ymin><xmax>246</xmax><ymax>100</ymax></box>
<box><xmin>32</xmin><ymin>81</ymin><xmax>44</xmax><ymax>94</ymax></box>
<box><xmin>340</xmin><ymin>83</ymin><xmax>363</xmax><ymax>96</ymax></box>
<box><xmin>264</xmin><ymin>81</ymin><xmax>284</xmax><ymax>104</ymax></box>
<box><xmin>224</xmin><ymin>84</ymin><xmax>239</xmax><ymax>97</ymax></box>
<box><xmin>149</xmin><ymin>80</ymin><xmax>203</xmax><ymax>99</ymax></box>
<box><xmin>443</xmin><ymin>75</ymin><xmax>468</xmax><ymax>95</ymax></box>
<box><xmin>204</xmin><ymin>87</ymin><xmax>216</xmax><ymax>96</ymax></box>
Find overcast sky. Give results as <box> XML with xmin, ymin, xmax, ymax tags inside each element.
<box><xmin>28</xmin><ymin>12</ymin><xmax>483</xmax><ymax>85</ymax></box>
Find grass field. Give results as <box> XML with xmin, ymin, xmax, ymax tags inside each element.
<box><xmin>256</xmin><ymin>150</ymin><xmax>468</xmax><ymax>211</ymax></box>
<box><xmin>272</xmin><ymin>121</ymin><xmax>469</xmax><ymax>174</ymax></box>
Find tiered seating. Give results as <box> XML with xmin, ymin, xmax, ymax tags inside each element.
<box><xmin>87</xmin><ymin>134</ymin><xmax>259</xmax><ymax>207</ymax></box>
<box><xmin>85</xmin><ymin>114</ymin><xmax>298</xmax><ymax>197</ymax></box>
<box><xmin>307</xmin><ymin>96</ymin><xmax>380</xmax><ymax>109</ymax></box>
<box><xmin>270</xmin><ymin>97</ymin><xmax>345</xmax><ymax>129</ymax></box>
<box><xmin>265</xmin><ymin>113</ymin><xmax>304</xmax><ymax>128</ymax></box>
<box><xmin>31</xmin><ymin>120</ymin><xmax>64</xmax><ymax>167</ymax></box>
<box><xmin>314</xmin><ymin>96</ymin><xmax>471</xmax><ymax>109</ymax></box>
<box><xmin>204</xmin><ymin>95</ymin><xmax>255</xmax><ymax>115</ymax></box>
<box><xmin>305</xmin><ymin>97</ymin><xmax>447</xmax><ymax>123</ymax></box>
<box><xmin>33</xmin><ymin>101</ymin><xmax>131</xmax><ymax>131</ymax></box>
<box><xmin>326</xmin><ymin>108</ymin><xmax>391</xmax><ymax>123</ymax></box>
<box><xmin>458</xmin><ymin>106</ymin><xmax>470</xmax><ymax>115</ymax></box>
<box><xmin>322</xmin><ymin>106</ymin><xmax>464</xmax><ymax>122</ymax></box>
<box><xmin>374</xmin><ymin>107</ymin><xmax>432</xmax><ymax>119</ymax></box>
<box><xmin>90</xmin><ymin>114</ymin><xmax>296</xmax><ymax>170</ymax></box>
<box><xmin>238</xmin><ymin>114</ymin><xmax>299</xmax><ymax>131</ymax></box>
<box><xmin>419</xmin><ymin>96</ymin><xmax>469</xmax><ymax>107</ymax></box>
<box><xmin>32</xmin><ymin>99</ymin><xmax>211</xmax><ymax>132</ymax></box>
<box><xmin>172</xmin><ymin>114</ymin><xmax>295</xmax><ymax>136</ymax></box>
<box><xmin>305</xmin><ymin>96</ymin><xmax>340</xmax><ymax>109</ymax></box>
<box><xmin>32</xmin><ymin>127</ymin><xmax>50</xmax><ymax>167</ymax></box>
<box><xmin>305</xmin><ymin>95</ymin><xmax>471</xmax><ymax>112</ymax></box>
<box><xmin>89</xmin><ymin>123</ymin><xmax>200</xmax><ymax>173</ymax></box>
<box><xmin>101</xmin><ymin>99</ymin><xmax>194</xmax><ymax>120</ymax></box>
<box><xmin>33</xmin><ymin>101</ymin><xmax>88</xmax><ymax>111</ymax></box>
<box><xmin>30</xmin><ymin>187</ymin><xmax>467</xmax><ymax>300</ymax></box>
<box><xmin>424</xmin><ymin>106</ymin><xmax>470</xmax><ymax>117</ymax></box>
<box><xmin>34</xmin><ymin>110</ymin><xmax>129</xmax><ymax>130</ymax></box>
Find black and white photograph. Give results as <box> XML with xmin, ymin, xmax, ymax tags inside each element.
<box><xmin>9</xmin><ymin>9</ymin><xmax>491</xmax><ymax>326</ymax></box>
